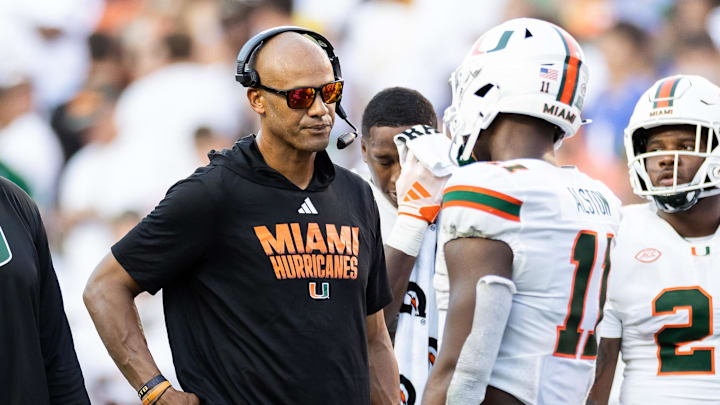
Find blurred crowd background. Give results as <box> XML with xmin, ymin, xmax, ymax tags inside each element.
<box><xmin>2</xmin><ymin>0</ymin><xmax>720</xmax><ymax>403</ymax></box>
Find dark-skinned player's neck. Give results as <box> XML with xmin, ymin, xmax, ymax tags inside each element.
<box><xmin>487</xmin><ymin>117</ymin><xmax>558</xmax><ymax>166</ymax></box>
<box><xmin>256</xmin><ymin>131</ymin><xmax>316</xmax><ymax>190</ymax></box>
<box><xmin>656</xmin><ymin>194</ymin><xmax>720</xmax><ymax>238</ymax></box>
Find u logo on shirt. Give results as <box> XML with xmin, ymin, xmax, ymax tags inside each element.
<box><xmin>308</xmin><ymin>282</ymin><xmax>330</xmax><ymax>300</ymax></box>
<box><xmin>0</xmin><ymin>226</ymin><xmax>12</xmax><ymax>267</ymax></box>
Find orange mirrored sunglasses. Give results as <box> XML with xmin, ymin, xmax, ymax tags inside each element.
<box><xmin>257</xmin><ymin>80</ymin><xmax>344</xmax><ymax>109</ymax></box>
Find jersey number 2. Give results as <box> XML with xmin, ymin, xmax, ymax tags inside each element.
<box><xmin>554</xmin><ymin>231</ymin><xmax>613</xmax><ymax>359</ymax></box>
<box><xmin>653</xmin><ymin>287</ymin><xmax>715</xmax><ymax>375</ymax></box>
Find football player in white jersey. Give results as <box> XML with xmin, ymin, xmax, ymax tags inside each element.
<box><xmin>587</xmin><ymin>75</ymin><xmax>720</xmax><ymax>405</ymax></box>
<box><xmin>422</xmin><ymin>18</ymin><xmax>622</xmax><ymax>405</ymax></box>
<box><xmin>360</xmin><ymin>87</ymin><xmax>443</xmax><ymax>405</ymax></box>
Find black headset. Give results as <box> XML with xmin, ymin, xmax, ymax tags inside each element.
<box><xmin>235</xmin><ymin>26</ymin><xmax>357</xmax><ymax>149</ymax></box>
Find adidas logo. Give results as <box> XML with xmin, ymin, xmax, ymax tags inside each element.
<box><xmin>298</xmin><ymin>197</ymin><xmax>318</xmax><ymax>214</ymax></box>
<box><xmin>403</xmin><ymin>181</ymin><xmax>431</xmax><ymax>202</ymax></box>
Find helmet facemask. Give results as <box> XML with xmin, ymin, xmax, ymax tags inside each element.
<box><xmin>628</xmin><ymin>124</ymin><xmax>720</xmax><ymax>213</ymax></box>
<box><xmin>445</xmin><ymin>65</ymin><xmax>500</xmax><ymax>166</ymax></box>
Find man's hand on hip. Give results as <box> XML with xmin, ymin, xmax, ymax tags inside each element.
<box><xmin>157</xmin><ymin>387</ymin><xmax>200</xmax><ymax>405</ymax></box>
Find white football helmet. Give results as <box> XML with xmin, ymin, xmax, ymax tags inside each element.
<box><xmin>445</xmin><ymin>18</ymin><xmax>590</xmax><ymax>164</ymax></box>
<box><xmin>625</xmin><ymin>74</ymin><xmax>720</xmax><ymax>212</ymax></box>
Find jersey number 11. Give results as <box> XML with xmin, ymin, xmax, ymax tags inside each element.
<box><xmin>554</xmin><ymin>231</ymin><xmax>613</xmax><ymax>359</ymax></box>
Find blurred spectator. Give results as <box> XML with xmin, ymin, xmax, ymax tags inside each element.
<box><xmin>57</xmin><ymin>97</ymin><xmax>124</xmax><ymax>224</ymax></box>
<box><xmin>0</xmin><ymin>0</ymin><xmax>103</xmax><ymax>113</ymax></box>
<box><xmin>670</xmin><ymin>0</ymin><xmax>718</xmax><ymax>37</ymax></box>
<box><xmin>338</xmin><ymin>0</ymin><xmax>505</xmax><ymax>170</ymax></box>
<box><xmin>583</xmin><ymin>22</ymin><xmax>655</xmax><ymax>162</ymax></box>
<box><xmin>112</xmin><ymin>29</ymin><xmax>247</xmax><ymax>215</ymax></box>
<box><xmin>193</xmin><ymin>125</ymin><xmax>234</xmax><ymax>164</ymax></box>
<box><xmin>0</xmin><ymin>74</ymin><xmax>63</xmax><ymax>212</ymax></box>
<box><xmin>555</xmin><ymin>0</ymin><xmax>615</xmax><ymax>39</ymax></box>
<box><xmin>667</xmin><ymin>31</ymin><xmax>720</xmax><ymax>82</ymax></box>
<box><xmin>95</xmin><ymin>0</ymin><xmax>144</xmax><ymax>36</ymax></box>
<box><xmin>612</xmin><ymin>0</ymin><xmax>673</xmax><ymax>34</ymax></box>
<box><xmin>655</xmin><ymin>0</ymin><xmax>720</xmax><ymax>65</ymax></box>
<box><xmin>51</xmin><ymin>33</ymin><xmax>126</xmax><ymax>161</ymax></box>
<box><xmin>219</xmin><ymin>0</ymin><xmax>256</xmax><ymax>53</ymax></box>
<box><xmin>246</xmin><ymin>0</ymin><xmax>294</xmax><ymax>34</ymax></box>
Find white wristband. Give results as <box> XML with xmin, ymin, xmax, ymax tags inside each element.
<box><xmin>386</xmin><ymin>214</ymin><xmax>429</xmax><ymax>257</ymax></box>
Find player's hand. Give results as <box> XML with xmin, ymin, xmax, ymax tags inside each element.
<box><xmin>156</xmin><ymin>387</ymin><xmax>200</xmax><ymax>405</ymax></box>
<box><xmin>396</xmin><ymin>149</ymin><xmax>450</xmax><ymax>224</ymax></box>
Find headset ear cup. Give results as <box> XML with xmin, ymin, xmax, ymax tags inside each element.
<box><xmin>236</xmin><ymin>71</ymin><xmax>259</xmax><ymax>87</ymax></box>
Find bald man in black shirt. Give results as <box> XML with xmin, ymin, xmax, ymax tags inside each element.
<box><xmin>84</xmin><ymin>30</ymin><xmax>398</xmax><ymax>405</ymax></box>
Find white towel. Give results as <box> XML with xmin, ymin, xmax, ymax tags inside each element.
<box><xmin>394</xmin><ymin>125</ymin><xmax>455</xmax><ymax>177</ymax></box>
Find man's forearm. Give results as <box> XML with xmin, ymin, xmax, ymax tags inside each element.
<box><xmin>84</xmin><ymin>274</ymin><xmax>162</xmax><ymax>389</ymax></box>
<box><xmin>369</xmin><ymin>318</ymin><xmax>400</xmax><ymax>405</ymax></box>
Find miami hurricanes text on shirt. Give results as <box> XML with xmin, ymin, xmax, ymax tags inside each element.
<box><xmin>254</xmin><ymin>223</ymin><xmax>360</xmax><ymax>280</ymax></box>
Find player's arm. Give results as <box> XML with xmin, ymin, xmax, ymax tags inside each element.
<box><xmin>84</xmin><ymin>253</ymin><xmax>199</xmax><ymax>405</ymax></box>
<box><xmin>422</xmin><ymin>237</ymin><xmax>514</xmax><ymax>405</ymax></box>
<box><xmin>586</xmin><ymin>337</ymin><xmax>621</xmax><ymax>405</ymax></box>
<box><xmin>366</xmin><ymin>309</ymin><xmax>400</xmax><ymax>405</ymax></box>
<box><xmin>384</xmin><ymin>145</ymin><xmax>449</xmax><ymax>325</ymax></box>
<box><xmin>382</xmin><ymin>246</ymin><xmax>417</xmax><ymax>326</ymax></box>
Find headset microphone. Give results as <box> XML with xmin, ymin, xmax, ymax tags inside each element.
<box><xmin>337</xmin><ymin>131</ymin><xmax>357</xmax><ymax>150</ymax></box>
<box><xmin>336</xmin><ymin>104</ymin><xmax>357</xmax><ymax>150</ymax></box>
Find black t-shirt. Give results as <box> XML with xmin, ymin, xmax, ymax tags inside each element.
<box><xmin>112</xmin><ymin>137</ymin><xmax>392</xmax><ymax>405</ymax></box>
<box><xmin>0</xmin><ymin>178</ymin><xmax>89</xmax><ymax>405</ymax></box>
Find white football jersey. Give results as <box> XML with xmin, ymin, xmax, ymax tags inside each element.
<box><xmin>600</xmin><ymin>203</ymin><xmax>720</xmax><ymax>404</ymax></box>
<box><xmin>435</xmin><ymin>159</ymin><xmax>621</xmax><ymax>405</ymax></box>
<box><xmin>366</xmin><ymin>177</ymin><xmax>439</xmax><ymax>405</ymax></box>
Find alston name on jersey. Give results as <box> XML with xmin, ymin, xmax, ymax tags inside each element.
<box><xmin>567</xmin><ymin>187</ymin><xmax>612</xmax><ymax>216</ymax></box>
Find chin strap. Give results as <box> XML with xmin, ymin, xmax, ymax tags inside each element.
<box><xmin>653</xmin><ymin>190</ymin><xmax>699</xmax><ymax>213</ymax></box>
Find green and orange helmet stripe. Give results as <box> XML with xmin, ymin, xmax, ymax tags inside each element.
<box><xmin>554</xmin><ymin>27</ymin><xmax>583</xmax><ymax>107</ymax></box>
<box><xmin>653</xmin><ymin>77</ymin><xmax>682</xmax><ymax>108</ymax></box>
